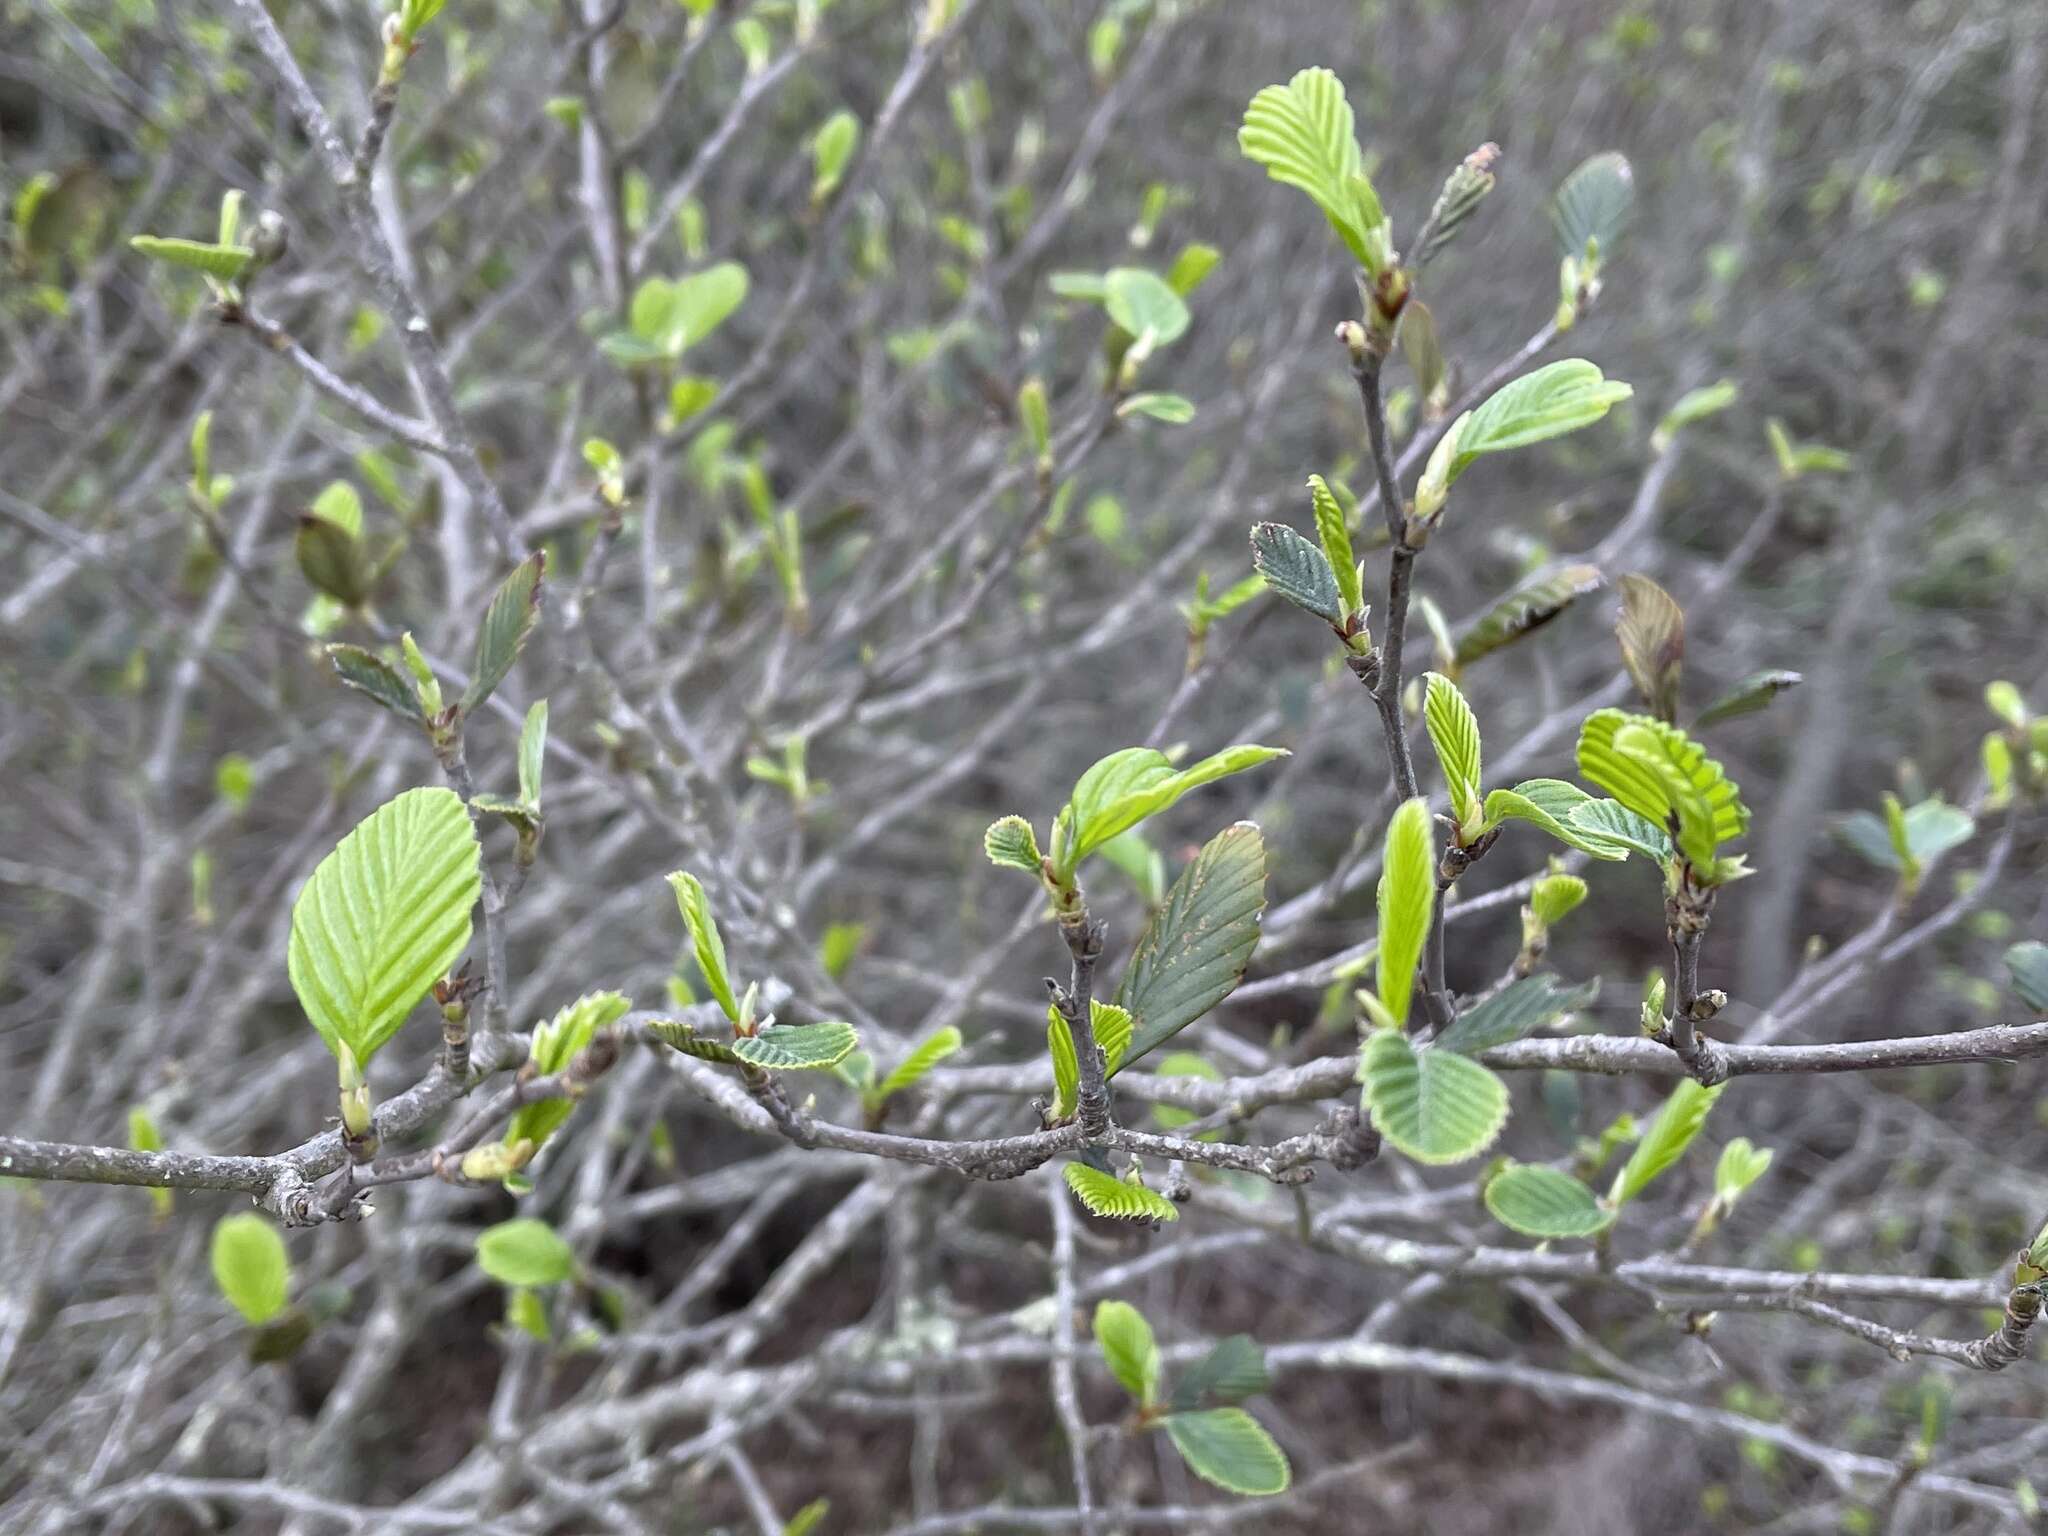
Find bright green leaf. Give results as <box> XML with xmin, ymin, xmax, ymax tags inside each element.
<box><xmin>476</xmin><ymin>1218</ymin><xmax>576</xmax><ymax>1287</ymax></box>
<box><xmin>731</xmin><ymin>1021</ymin><xmax>858</xmax><ymax>1071</ymax></box>
<box><xmin>507</xmin><ymin>991</ymin><xmax>631</xmax><ymax>1150</ymax></box>
<box><xmin>983</xmin><ymin>815</ymin><xmax>1044</xmax><ymax>875</ymax></box>
<box><xmin>1359</xmin><ymin>1029</ymin><xmax>1509</xmax><ymax>1165</ymax></box>
<box><xmin>1058</xmin><ymin>744</ymin><xmax>1285</xmax><ymax>876</ymax></box>
<box><xmin>876</xmin><ymin>1026</ymin><xmax>963</xmax><ymax>1103</ymax></box>
<box><xmin>130</xmin><ymin>234</ymin><xmax>253</xmax><ymax>282</ymax></box>
<box><xmin>810</xmin><ymin>109</ymin><xmax>860</xmax><ymax>203</ymax></box>
<box><xmin>212</xmin><ymin>1213</ymin><xmax>290</xmax><ymax>1325</ymax></box>
<box><xmin>1610</xmin><ymin>1079</ymin><xmax>1724</xmax><ymax>1206</ymax></box>
<box><xmin>1064</xmin><ymin>1161</ymin><xmax>1178</xmax><ymax>1223</ymax></box>
<box><xmin>1422</xmin><ymin>673</ymin><xmax>1484</xmax><ymax>839</ymax></box>
<box><xmin>1375</xmin><ymin>798</ymin><xmax>1435</xmax><ymax>1030</ymax></box>
<box><xmin>667</xmin><ymin>872</ymin><xmax>741</xmax><ymax>1025</ymax></box>
<box><xmin>1093</xmin><ymin>1299</ymin><xmax>1160</xmax><ymax>1405</ymax></box>
<box><xmin>1237</xmin><ymin>66</ymin><xmax>1383</xmax><ymax>271</ymax></box>
<box><xmin>1308</xmin><ymin>474</ymin><xmax>1360</xmax><ymax>618</ymax></box>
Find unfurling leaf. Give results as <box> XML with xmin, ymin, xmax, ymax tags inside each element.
<box><xmin>1610</xmin><ymin>1079</ymin><xmax>1723</xmax><ymax>1206</ymax></box>
<box><xmin>1249</xmin><ymin>521</ymin><xmax>1342</xmax><ymax>625</ymax></box>
<box><xmin>1422</xmin><ymin>673</ymin><xmax>1484</xmax><ymax>841</ymax></box>
<box><xmin>809</xmin><ymin>109</ymin><xmax>860</xmax><ymax>203</ymax></box>
<box><xmin>519</xmin><ymin>699</ymin><xmax>549</xmax><ymax>808</ymax></box>
<box><xmin>1838</xmin><ymin>798</ymin><xmax>1973</xmax><ymax>882</ymax></box>
<box><xmin>730</xmin><ymin>1021</ymin><xmax>859</xmax><ymax>1071</ymax></box>
<box><xmin>1119</xmin><ymin>392</ymin><xmax>1196</xmax><ymax>424</ymax></box>
<box><xmin>1375</xmin><ymin>798</ymin><xmax>1436</xmax><ymax>1030</ymax></box>
<box><xmin>1693</xmin><ymin>670</ymin><xmax>1803</xmax><ymax>729</ymax></box>
<box><xmin>1399</xmin><ymin>299</ymin><xmax>1447</xmax><ymax>411</ymax></box>
<box><xmin>1435</xmin><ymin>974</ymin><xmax>1599</xmax><ymax>1055</ymax></box>
<box><xmin>212</xmin><ymin>1213</ymin><xmax>290</xmax><ymax>1325</ymax></box>
<box><xmin>1237</xmin><ymin>67</ymin><xmax>1386</xmax><ymax>272</ymax></box>
<box><xmin>1713</xmin><ymin>1137</ymin><xmax>1774</xmax><ymax>1205</ymax></box>
<box><xmin>475</xmin><ymin>1218</ymin><xmax>576</xmax><ymax>1287</ymax></box>
<box><xmin>1360</xmin><ymin>1029</ymin><xmax>1509</xmax><ymax>1165</ymax></box>
<box><xmin>288</xmin><ymin>787</ymin><xmax>482</xmax><ymax>1069</ymax></box>
<box><xmin>875</xmin><ymin>1026</ymin><xmax>963</xmax><ymax>1103</ymax></box>
<box><xmin>295</xmin><ymin>513</ymin><xmax>374</xmax><ymax>608</ymax></box>
<box><xmin>1486</xmin><ymin>1163</ymin><xmax>1613</xmax><ymax>1238</ymax></box>
<box><xmin>983</xmin><ymin>815</ymin><xmax>1044</xmax><ymax>875</ymax></box>
<box><xmin>1529</xmin><ymin>874</ymin><xmax>1588</xmax><ymax>927</ymax></box>
<box><xmin>1102</xmin><ymin>268</ymin><xmax>1191</xmax><ymax>349</ymax></box>
<box><xmin>1056</xmin><ymin>745</ymin><xmax>1285</xmax><ymax>878</ymax></box>
<box><xmin>1412</xmin><ymin>143</ymin><xmax>1499</xmax><ymax>269</ymax></box>
<box><xmin>1576</xmin><ymin>709</ymin><xmax>1748</xmax><ymax>875</ymax></box>
<box><xmin>1115</xmin><ymin>823</ymin><xmax>1266</xmax><ymax>1067</ymax></box>
<box><xmin>326</xmin><ymin>644</ymin><xmax>425</xmax><ymax>722</ymax></box>
<box><xmin>1064</xmin><ymin>1161</ymin><xmax>1178</xmax><ymax>1223</ymax></box>
<box><xmin>506</xmin><ymin>991</ymin><xmax>631</xmax><ymax>1152</ymax></box>
<box><xmin>1171</xmin><ymin>1335</ymin><xmax>1270</xmax><ymax>1411</ymax></box>
<box><xmin>1453</xmin><ymin>564</ymin><xmax>1603</xmax><ymax>669</ymax></box>
<box><xmin>1482</xmin><ymin>779</ymin><xmax>1630</xmax><ymax>862</ymax></box>
<box><xmin>1047</xmin><ymin>1000</ymin><xmax>1134</xmax><ymax>1119</ymax></box>
<box><xmin>131</xmin><ymin>234</ymin><xmax>254</xmax><ymax>282</ymax></box>
<box><xmin>667</xmin><ymin>872</ymin><xmax>742</xmax><ymax>1025</ymax></box>
<box><xmin>1614</xmin><ymin>574</ymin><xmax>1684</xmax><ymax>722</ymax></box>
<box><xmin>1093</xmin><ymin>1299</ymin><xmax>1160</xmax><ymax>1405</ymax></box>
<box><xmin>1164</xmin><ymin>1407</ymin><xmax>1291</xmax><ymax>1496</ymax></box>
<box><xmin>462</xmin><ymin>552</ymin><xmax>546</xmax><ymax>715</ymax></box>
<box><xmin>1307</xmin><ymin>475</ymin><xmax>1361</xmax><ymax>619</ymax></box>
<box><xmin>1652</xmin><ymin>379</ymin><xmax>1739</xmax><ymax>453</ymax></box>
<box><xmin>1552</xmin><ymin>152</ymin><xmax>1634</xmax><ymax>264</ymax></box>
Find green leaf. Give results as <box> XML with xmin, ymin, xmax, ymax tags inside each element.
<box><xmin>1114</xmin><ymin>822</ymin><xmax>1267</xmax><ymax>1068</ymax></box>
<box><xmin>1307</xmin><ymin>475</ymin><xmax>1361</xmax><ymax>618</ymax></box>
<box><xmin>646</xmin><ymin>1018</ymin><xmax>741</xmax><ymax>1064</ymax></box>
<box><xmin>476</xmin><ymin>1218</ymin><xmax>576</xmax><ymax>1287</ymax></box>
<box><xmin>1017</xmin><ymin>377</ymin><xmax>1050</xmax><ymax>459</ymax></box>
<box><xmin>1059</xmin><ymin>744</ymin><xmax>1285</xmax><ymax>875</ymax></box>
<box><xmin>629</xmin><ymin>262</ymin><xmax>750</xmax><ymax>355</ymax></box>
<box><xmin>1118</xmin><ymin>391</ymin><xmax>1196</xmax><ymax>424</ymax></box>
<box><xmin>507</xmin><ymin>991</ymin><xmax>631</xmax><ymax>1151</ymax></box>
<box><xmin>1237</xmin><ymin>67</ymin><xmax>1382</xmax><ymax>271</ymax></box>
<box><xmin>1436</xmin><ymin>975</ymin><xmax>1599</xmax><ymax>1055</ymax></box>
<box><xmin>462</xmin><ymin>552</ymin><xmax>546</xmax><ymax>715</ymax></box>
<box><xmin>295</xmin><ymin>513</ymin><xmax>373</xmax><ymax>608</ymax></box>
<box><xmin>1577</xmin><ymin>709</ymin><xmax>1748</xmax><ymax>872</ymax></box>
<box><xmin>1093</xmin><ymin>1299</ymin><xmax>1160</xmax><ymax>1405</ymax></box>
<box><xmin>1170</xmin><ymin>1335</ymin><xmax>1269</xmax><ymax>1411</ymax></box>
<box><xmin>325</xmin><ymin>644</ymin><xmax>425</xmax><ymax>722</ymax></box>
<box><xmin>1097</xmin><ymin>828</ymin><xmax>1167</xmax><ymax>907</ymax></box>
<box><xmin>731</xmin><ymin>1021</ymin><xmax>858</xmax><ymax>1071</ymax></box>
<box><xmin>1453</xmin><ymin>564</ymin><xmax>1603</xmax><ymax>669</ymax></box>
<box><xmin>1048</xmin><ymin>271</ymin><xmax>1107</xmax><ymax>301</ymax></box>
<box><xmin>1359</xmin><ymin>1030</ymin><xmax>1509</xmax><ymax>1165</ymax></box>
<box><xmin>783</xmin><ymin>1499</ymin><xmax>829</xmax><ymax>1536</ymax></box>
<box><xmin>1449</xmin><ymin>360</ymin><xmax>1633</xmax><ymax>478</ymax></box>
<box><xmin>875</xmin><ymin>1026</ymin><xmax>962</xmax><ymax>1103</ymax></box>
<box><xmin>519</xmin><ymin>699</ymin><xmax>548</xmax><ymax>808</ymax></box>
<box><xmin>1693</xmin><ymin>670</ymin><xmax>1803</xmax><ymax>729</ymax></box>
<box><xmin>1249</xmin><ymin>522</ymin><xmax>1342</xmax><ymax>625</ymax></box>
<box><xmin>1485</xmin><ymin>1163</ymin><xmax>1613</xmax><ymax>1238</ymax></box>
<box><xmin>983</xmin><ymin>815</ymin><xmax>1044</xmax><ymax>875</ymax></box>
<box><xmin>1375</xmin><ymin>798</ymin><xmax>1435</xmax><ymax>1030</ymax></box>
<box><xmin>1481</xmin><ymin>779</ymin><xmax>1631</xmax><ymax>862</ymax></box>
<box><xmin>1565</xmin><ymin>796</ymin><xmax>1674</xmax><ymax>862</ymax></box>
<box><xmin>1063</xmin><ymin>1161</ymin><xmax>1178</xmax><ymax>1223</ymax></box>
<box><xmin>1102</xmin><ymin>268</ymin><xmax>1191</xmax><ymax>349</ymax></box>
<box><xmin>1413</xmin><ymin>145</ymin><xmax>1499</xmax><ymax>267</ymax></box>
<box><xmin>287</xmin><ymin>787</ymin><xmax>482</xmax><ymax>1068</ymax></box>
<box><xmin>1610</xmin><ymin>1079</ymin><xmax>1723</xmax><ymax>1206</ymax></box>
<box><xmin>1714</xmin><ymin>1137</ymin><xmax>1774</xmax><ymax>1204</ymax></box>
<box><xmin>1985</xmin><ymin>680</ymin><xmax>2028</xmax><ymax>729</ymax></box>
<box><xmin>1164</xmin><ymin>1407</ymin><xmax>1291</xmax><ymax>1496</ymax></box>
<box><xmin>2006</xmin><ymin>942</ymin><xmax>2048</xmax><ymax>1012</ymax></box>
<box><xmin>1165</xmin><ymin>242</ymin><xmax>1221</xmax><ymax>295</ymax></box>
<box><xmin>1614</xmin><ymin>574</ymin><xmax>1684</xmax><ymax>723</ymax></box>
<box><xmin>1399</xmin><ymin>298</ymin><xmax>1448</xmax><ymax>408</ymax></box>
<box><xmin>1048</xmin><ymin>1000</ymin><xmax>1135</xmax><ymax>1118</ymax></box>
<box><xmin>1552</xmin><ymin>152</ymin><xmax>1634</xmax><ymax>263</ymax></box>
<box><xmin>667</xmin><ymin>872</ymin><xmax>741</xmax><ymax>1025</ymax></box>
<box><xmin>1652</xmin><ymin>378</ymin><xmax>1739</xmax><ymax>453</ymax></box>
<box><xmin>810</xmin><ymin>109</ymin><xmax>860</xmax><ymax>203</ymax></box>
<box><xmin>211</xmin><ymin>1213</ymin><xmax>290</xmax><ymax>1325</ymax></box>
<box><xmin>1529</xmin><ymin>874</ymin><xmax>1588</xmax><ymax>927</ymax></box>
<box><xmin>130</xmin><ymin>234</ymin><xmax>254</xmax><ymax>282</ymax></box>
<box><xmin>1423</xmin><ymin>673</ymin><xmax>1484</xmax><ymax>839</ymax></box>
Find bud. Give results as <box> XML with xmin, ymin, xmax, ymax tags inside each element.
<box><xmin>399</xmin><ymin>631</ymin><xmax>444</xmax><ymax>715</ymax></box>
<box><xmin>248</xmin><ymin>209</ymin><xmax>288</xmax><ymax>271</ymax></box>
<box><xmin>459</xmin><ymin>1138</ymin><xmax>535</xmax><ymax>1183</ymax></box>
<box><xmin>337</xmin><ymin>1043</ymin><xmax>373</xmax><ymax>1139</ymax></box>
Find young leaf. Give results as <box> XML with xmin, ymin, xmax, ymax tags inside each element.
<box><xmin>325</xmin><ymin>644</ymin><xmax>426</xmax><ymax>722</ymax></box>
<box><xmin>462</xmin><ymin>552</ymin><xmax>546</xmax><ymax>715</ymax></box>
<box><xmin>1714</xmin><ymin>1137</ymin><xmax>1774</xmax><ymax>1205</ymax></box>
<box><xmin>629</xmin><ymin>262</ymin><xmax>750</xmax><ymax>355</ymax></box>
<box><xmin>646</xmin><ymin>1018</ymin><xmax>742</xmax><ymax>1064</ymax></box>
<box><xmin>1170</xmin><ymin>1335</ymin><xmax>1269</xmax><ymax>1411</ymax></box>
<box><xmin>1064</xmin><ymin>1161</ymin><xmax>1178</xmax><ymax>1223</ymax></box>
<box><xmin>475</xmin><ymin>1218</ymin><xmax>576</xmax><ymax>1287</ymax></box>
<box><xmin>1093</xmin><ymin>1299</ymin><xmax>1160</xmax><ymax>1405</ymax></box>
<box><xmin>1249</xmin><ymin>522</ymin><xmax>1342</xmax><ymax>625</ymax></box>
<box><xmin>810</xmin><ymin>109</ymin><xmax>860</xmax><ymax>203</ymax></box>
<box><xmin>519</xmin><ymin>699</ymin><xmax>549</xmax><ymax>808</ymax></box>
<box><xmin>1614</xmin><ymin>574</ymin><xmax>1684</xmax><ymax>723</ymax></box>
<box><xmin>1237</xmin><ymin>67</ymin><xmax>1381</xmax><ymax>271</ymax></box>
<box><xmin>1651</xmin><ymin>379</ymin><xmax>1739</xmax><ymax>453</ymax></box>
<box><xmin>1164</xmin><ymin>242</ymin><xmax>1221</xmax><ymax>295</ymax></box>
<box><xmin>1058</xmin><ymin>745</ymin><xmax>1285</xmax><ymax>875</ymax></box>
<box><xmin>2005</xmin><ymin>942</ymin><xmax>2048</xmax><ymax>1012</ymax></box>
<box><xmin>1307</xmin><ymin>475</ymin><xmax>1360</xmax><ymax>618</ymax></box>
<box><xmin>1481</xmin><ymin>779</ymin><xmax>1630</xmax><ymax>862</ymax></box>
<box><xmin>1453</xmin><ymin>565</ymin><xmax>1603</xmax><ymax>669</ymax></box>
<box><xmin>1435</xmin><ymin>974</ymin><xmax>1599</xmax><ymax>1055</ymax></box>
<box><xmin>1049</xmin><ymin>1000</ymin><xmax>1135</xmax><ymax>1117</ymax></box>
<box><xmin>667</xmin><ymin>872</ymin><xmax>741</xmax><ymax>1025</ymax></box>
<box><xmin>507</xmin><ymin>991</ymin><xmax>631</xmax><ymax>1151</ymax></box>
<box><xmin>730</xmin><ymin>1021</ymin><xmax>859</xmax><ymax>1071</ymax></box>
<box><xmin>1114</xmin><ymin>822</ymin><xmax>1267</xmax><ymax>1068</ymax></box>
<box><xmin>1449</xmin><ymin>360</ymin><xmax>1633</xmax><ymax>477</ymax></box>
<box><xmin>1413</xmin><ymin>143</ymin><xmax>1499</xmax><ymax>268</ymax></box>
<box><xmin>1359</xmin><ymin>1030</ymin><xmax>1509</xmax><ymax>1165</ymax></box>
<box><xmin>983</xmin><ymin>815</ymin><xmax>1044</xmax><ymax>875</ymax></box>
<box><xmin>1485</xmin><ymin>1163</ymin><xmax>1613</xmax><ymax>1238</ymax></box>
<box><xmin>295</xmin><ymin>513</ymin><xmax>373</xmax><ymax>608</ymax></box>
<box><xmin>1399</xmin><ymin>299</ymin><xmax>1447</xmax><ymax>408</ymax></box>
<box><xmin>1164</xmin><ymin>1407</ymin><xmax>1291</xmax><ymax>1496</ymax></box>
<box><xmin>288</xmin><ymin>787</ymin><xmax>482</xmax><ymax>1069</ymax></box>
<box><xmin>130</xmin><ymin>234</ymin><xmax>254</xmax><ymax>282</ymax></box>
<box><xmin>1529</xmin><ymin>874</ymin><xmax>1588</xmax><ymax>927</ymax></box>
<box><xmin>1610</xmin><ymin>1079</ymin><xmax>1724</xmax><ymax>1206</ymax></box>
<box><xmin>212</xmin><ymin>1213</ymin><xmax>290</xmax><ymax>1325</ymax></box>
<box><xmin>1576</xmin><ymin>709</ymin><xmax>1748</xmax><ymax>872</ymax></box>
<box><xmin>875</xmin><ymin>1026</ymin><xmax>963</xmax><ymax>1103</ymax></box>
<box><xmin>1375</xmin><ymin>798</ymin><xmax>1435</xmax><ymax>1030</ymax></box>
<box><xmin>1118</xmin><ymin>392</ymin><xmax>1196</xmax><ymax>424</ymax></box>
<box><xmin>1552</xmin><ymin>152</ymin><xmax>1634</xmax><ymax>263</ymax></box>
<box><xmin>1422</xmin><ymin>673</ymin><xmax>1484</xmax><ymax>840</ymax></box>
<box><xmin>1693</xmin><ymin>670</ymin><xmax>1803</xmax><ymax>729</ymax></box>
<box><xmin>1102</xmin><ymin>268</ymin><xmax>1191</xmax><ymax>349</ymax></box>
<box><xmin>1565</xmin><ymin>796</ymin><xmax>1673</xmax><ymax>863</ymax></box>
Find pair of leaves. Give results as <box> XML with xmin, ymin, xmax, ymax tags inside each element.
<box><xmin>327</xmin><ymin>555</ymin><xmax>545</xmax><ymax>725</ymax></box>
<box><xmin>1093</xmin><ymin>1303</ymin><xmax>1288</xmax><ymax>1496</ymax></box>
<box><xmin>287</xmin><ymin>787</ymin><xmax>482</xmax><ymax>1073</ymax></box>
<box><xmin>1417</xmin><ymin>362</ymin><xmax>1631</xmax><ymax>520</ymax></box>
<box><xmin>1047</xmin><ymin>1000</ymin><xmax>1134</xmax><ymax>1121</ymax></box>
<box><xmin>476</xmin><ymin>1217</ymin><xmax>576</xmax><ymax>1287</ymax></box>
<box><xmin>1576</xmin><ymin>709</ymin><xmax>1748</xmax><ymax>875</ymax></box>
<box><xmin>604</xmin><ymin>262</ymin><xmax>750</xmax><ymax>366</ymax></box>
<box><xmin>505</xmin><ymin>991</ymin><xmax>632</xmax><ymax>1152</ymax></box>
<box><xmin>1237</xmin><ymin>67</ymin><xmax>1387</xmax><ymax>274</ymax></box>
<box><xmin>1248</xmin><ymin>479</ymin><xmax>1366</xmax><ymax>640</ymax></box>
<box><xmin>1051</xmin><ymin>744</ymin><xmax>1284</xmax><ymax>881</ymax></box>
<box><xmin>1838</xmin><ymin>796</ymin><xmax>1974</xmax><ymax>878</ymax></box>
